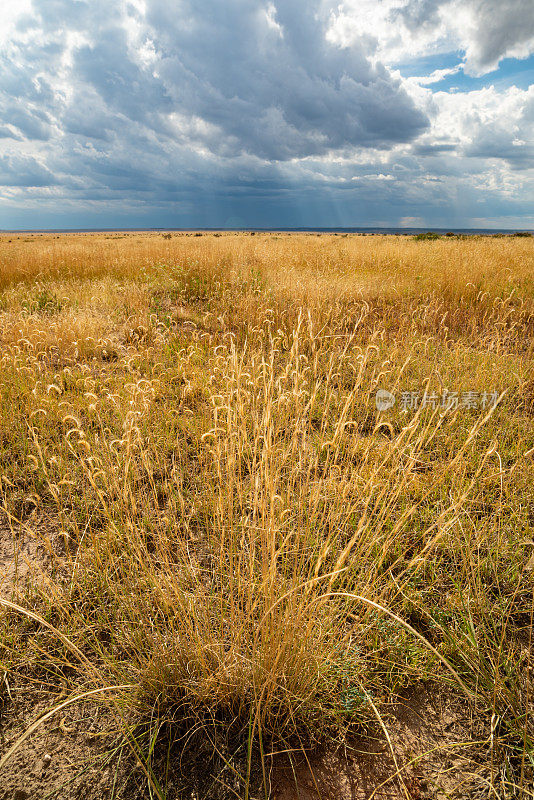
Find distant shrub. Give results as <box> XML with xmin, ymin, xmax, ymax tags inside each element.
<box><xmin>414</xmin><ymin>232</ymin><xmax>440</xmax><ymax>241</ymax></box>
<box><xmin>513</xmin><ymin>231</ymin><xmax>532</xmax><ymax>237</ymax></box>
<box><xmin>162</xmin><ymin>233</ymin><xmax>172</xmax><ymax>239</ymax></box>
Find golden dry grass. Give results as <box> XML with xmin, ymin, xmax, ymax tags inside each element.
<box><xmin>0</xmin><ymin>231</ymin><xmax>533</xmax><ymax>798</ymax></box>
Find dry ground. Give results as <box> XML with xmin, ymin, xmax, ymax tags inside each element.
<box><xmin>0</xmin><ymin>231</ymin><xmax>533</xmax><ymax>798</ymax></box>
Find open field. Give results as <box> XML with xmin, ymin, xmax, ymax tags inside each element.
<box><xmin>0</xmin><ymin>231</ymin><xmax>533</xmax><ymax>799</ymax></box>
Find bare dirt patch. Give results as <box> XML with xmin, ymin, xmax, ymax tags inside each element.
<box><xmin>0</xmin><ymin>514</ymin><xmax>59</xmax><ymax>595</ymax></box>
<box><xmin>0</xmin><ymin>689</ymin><xmax>133</xmax><ymax>800</ymax></box>
<box><xmin>271</xmin><ymin>686</ymin><xmax>488</xmax><ymax>800</ymax></box>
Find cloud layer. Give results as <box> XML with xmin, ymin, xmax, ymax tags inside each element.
<box><xmin>0</xmin><ymin>0</ymin><xmax>532</xmax><ymax>228</ymax></box>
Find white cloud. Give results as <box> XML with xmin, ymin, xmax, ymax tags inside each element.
<box><xmin>328</xmin><ymin>0</ymin><xmax>534</xmax><ymax>74</ymax></box>
<box><xmin>408</xmin><ymin>82</ymin><xmax>534</xmax><ymax>168</ymax></box>
<box><xmin>0</xmin><ymin>0</ymin><xmax>32</xmax><ymax>47</ymax></box>
<box><xmin>407</xmin><ymin>65</ymin><xmax>463</xmax><ymax>86</ymax></box>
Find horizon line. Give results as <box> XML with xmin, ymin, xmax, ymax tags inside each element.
<box><xmin>1</xmin><ymin>226</ymin><xmax>533</xmax><ymax>235</ymax></box>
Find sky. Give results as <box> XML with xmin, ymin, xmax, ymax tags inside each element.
<box><xmin>0</xmin><ymin>0</ymin><xmax>533</xmax><ymax>230</ymax></box>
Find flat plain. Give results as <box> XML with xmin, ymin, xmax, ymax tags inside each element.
<box><xmin>0</xmin><ymin>231</ymin><xmax>533</xmax><ymax>799</ymax></box>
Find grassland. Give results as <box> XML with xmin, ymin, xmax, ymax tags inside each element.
<box><xmin>0</xmin><ymin>231</ymin><xmax>533</xmax><ymax>798</ymax></box>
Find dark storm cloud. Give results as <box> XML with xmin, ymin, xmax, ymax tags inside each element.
<box><xmin>26</xmin><ymin>0</ymin><xmax>428</xmax><ymax>158</ymax></box>
<box><xmin>0</xmin><ymin>51</ymin><xmax>57</xmax><ymax>141</ymax></box>
<box><xmin>72</xmin><ymin>30</ymin><xmax>172</xmax><ymax>125</ymax></box>
<box><xmin>463</xmin><ymin>131</ymin><xmax>534</xmax><ymax>168</ymax></box>
<box><xmin>411</xmin><ymin>142</ymin><xmax>458</xmax><ymax>155</ymax></box>
<box><xmin>0</xmin><ymin>155</ymin><xmax>57</xmax><ymax>187</ymax></box>
<box><xmin>0</xmin><ymin>0</ymin><xmax>430</xmax><ymax>200</ymax></box>
<box><xmin>142</xmin><ymin>0</ymin><xmax>428</xmax><ymax>159</ymax></box>
<box><xmin>0</xmin><ymin>105</ymin><xmax>52</xmax><ymax>141</ymax></box>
